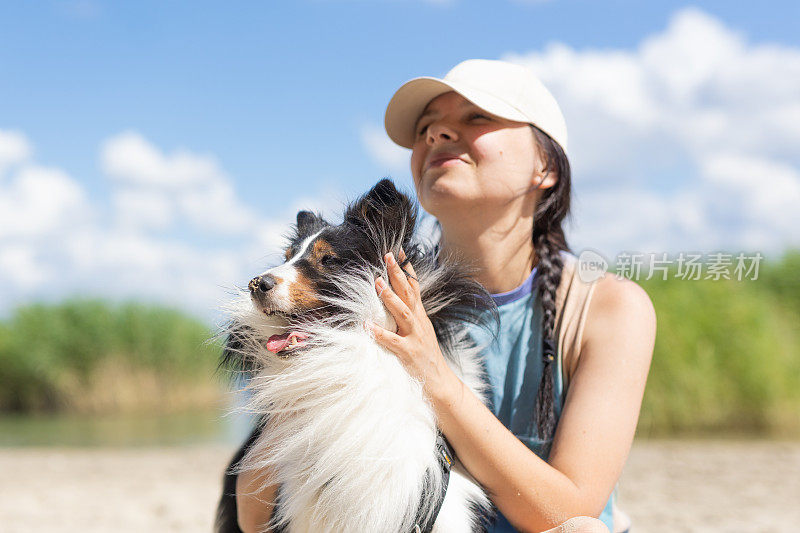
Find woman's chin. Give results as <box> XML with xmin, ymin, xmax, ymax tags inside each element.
<box><xmin>418</xmin><ymin>170</ymin><xmax>478</xmax><ymax>206</ymax></box>
<box><xmin>420</xmin><ymin>187</ymin><xmax>480</xmax><ymax>216</ymax></box>
<box><xmin>423</xmin><ymin>169</ymin><xmax>467</xmax><ymax>192</ymax></box>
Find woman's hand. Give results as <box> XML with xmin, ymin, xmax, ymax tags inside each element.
<box><xmin>366</xmin><ymin>249</ymin><xmax>458</xmax><ymax>402</ymax></box>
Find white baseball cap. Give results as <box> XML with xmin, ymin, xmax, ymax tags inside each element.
<box><xmin>384</xmin><ymin>59</ymin><xmax>568</xmax><ymax>153</ymax></box>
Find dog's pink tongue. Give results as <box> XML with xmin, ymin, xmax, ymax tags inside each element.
<box><xmin>266</xmin><ymin>332</ymin><xmax>307</xmax><ymax>353</ymax></box>
<box><xmin>266</xmin><ymin>334</ymin><xmax>289</xmax><ymax>353</ymax></box>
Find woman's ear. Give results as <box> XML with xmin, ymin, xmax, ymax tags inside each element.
<box><xmin>532</xmin><ymin>170</ymin><xmax>558</xmax><ymax>190</ymax></box>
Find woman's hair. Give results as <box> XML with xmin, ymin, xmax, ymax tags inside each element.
<box><xmin>529</xmin><ymin>125</ymin><xmax>572</xmax><ymax>441</ymax></box>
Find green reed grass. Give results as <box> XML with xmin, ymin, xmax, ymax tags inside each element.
<box><xmin>0</xmin><ymin>300</ymin><xmax>225</xmax><ymax>414</ymax></box>
<box><xmin>636</xmin><ymin>250</ymin><xmax>800</xmax><ymax>437</ymax></box>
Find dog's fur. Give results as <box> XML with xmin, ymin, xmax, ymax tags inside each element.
<box><xmin>215</xmin><ymin>179</ymin><xmax>497</xmax><ymax>532</ymax></box>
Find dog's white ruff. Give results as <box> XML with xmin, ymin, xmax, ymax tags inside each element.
<box><xmin>226</xmin><ymin>265</ymin><xmax>491</xmax><ymax>533</ymax></box>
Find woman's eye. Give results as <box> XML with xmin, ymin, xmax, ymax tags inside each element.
<box><xmin>469</xmin><ymin>112</ymin><xmax>490</xmax><ymax>121</ymax></box>
<box><xmin>417</xmin><ymin>123</ymin><xmax>429</xmax><ymax>137</ymax></box>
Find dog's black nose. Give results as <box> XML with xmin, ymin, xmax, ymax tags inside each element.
<box><xmin>250</xmin><ymin>274</ymin><xmax>276</xmax><ymax>293</ymax></box>
<box><xmin>258</xmin><ymin>275</ymin><xmax>276</xmax><ymax>292</ymax></box>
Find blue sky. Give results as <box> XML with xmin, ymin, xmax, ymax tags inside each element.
<box><xmin>2</xmin><ymin>1</ymin><xmax>799</xmax><ymax>321</ymax></box>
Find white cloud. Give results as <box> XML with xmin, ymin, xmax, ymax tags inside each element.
<box><xmin>0</xmin><ymin>130</ymin><xmax>33</xmax><ymax>176</ymax></box>
<box><xmin>0</xmin><ymin>131</ymin><xmax>319</xmax><ymax>321</ymax></box>
<box><xmin>0</xmin><ymin>245</ymin><xmax>51</xmax><ymax>289</ymax></box>
<box><xmin>100</xmin><ymin>131</ymin><xmax>260</xmax><ymax>235</ymax></box>
<box><xmin>700</xmin><ymin>152</ymin><xmax>800</xmax><ymax>239</ymax></box>
<box><xmin>112</xmin><ymin>189</ymin><xmax>174</xmax><ymax>231</ymax></box>
<box><xmin>102</xmin><ymin>131</ymin><xmax>221</xmax><ymax>190</ymax></box>
<box><xmin>0</xmin><ymin>165</ymin><xmax>90</xmax><ymax>239</ymax></box>
<box><xmin>176</xmin><ymin>179</ymin><xmax>259</xmax><ymax>234</ymax></box>
<box><xmin>360</xmin><ymin>123</ymin><xmax>411</xmax><ymax>175</ymax></box>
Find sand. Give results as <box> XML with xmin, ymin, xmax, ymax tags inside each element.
<box><xmin>618</xmin><ymin>440</ymin><xmax>800</xmax><ymax>532</ymax></box>
<box><xmin>0</xmin><ymin>440</ymin><xmax>798</xmax><ymax>532</ymax></box>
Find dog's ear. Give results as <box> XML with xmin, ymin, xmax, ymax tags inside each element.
<box><xmin>345</xmin><ymin>179</ymin><xmax>416</xmax><ymax>246</ymax></box>
<box><xmin>296</xmin><ymin>210</ymin><xmax>327</xmax><ymax>236</ymax></box>
<box><xmin>364</xmin><ymin>178</ymin><xmax>403</xmax><ymax>208</ymax></box>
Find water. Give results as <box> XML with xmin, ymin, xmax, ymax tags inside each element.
<box><xmin>0</xmin><ymin>409</ymin><xmax>255</xmax><ymax>447</ymax></box>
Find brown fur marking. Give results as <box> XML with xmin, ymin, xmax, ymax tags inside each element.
<box><xmin>311</xmin><ymin>239</ymin><xmax>337</xmax><ymax>263</ymax></box>
<box><xmin>288</xmin><ymin>272</ymin><xmax>324</xmax><ymax>309</ymax></box>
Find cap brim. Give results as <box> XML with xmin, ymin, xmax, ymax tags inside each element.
<box><xmin>384</xmin><ymin>76</ymin><xmax>530</xmax><ymax>149</ymax></box>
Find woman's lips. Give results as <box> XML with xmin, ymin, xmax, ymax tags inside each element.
<box><xmin>427</xmin><ymin>155</ymin><xmax>465</xmax><ymax>170</ymax></box>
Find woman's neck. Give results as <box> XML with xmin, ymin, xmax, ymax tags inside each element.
<box><xmin>438</xmin><ymin>213</ymin><xmax>537</xmax><ymax>294</ymax></box>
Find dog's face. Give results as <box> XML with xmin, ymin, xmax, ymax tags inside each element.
<box><xmin>247</xmin><ymin>179</ymin><xmax>417</xmax><ymax>354</ymax></box>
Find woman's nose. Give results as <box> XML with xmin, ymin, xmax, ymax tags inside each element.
<box><xmin>426</xmin><ymin>121</ymin><xmax>459</xmax><ymax>145</ymax></box>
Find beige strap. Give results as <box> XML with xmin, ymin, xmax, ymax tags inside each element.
<box><xmin>555</xmin><ymin>253</ymin><xmax>598</xmax><ymax>390</ymax></box>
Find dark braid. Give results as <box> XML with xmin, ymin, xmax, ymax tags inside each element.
<box><xmin>530</xmin><ymin>126</ymin><xmax>572</xmax><ymax>441</ymax></box>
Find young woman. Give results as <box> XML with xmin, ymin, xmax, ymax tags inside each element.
<box><xmin>236</xmin><ymin>59</ymin><xmax>655</xmax><ymax>533</ymax></box>
<box><xmin>366</xmin><ymin>59</ymin><xmax>656</xmax><ymax>532</ymax></box>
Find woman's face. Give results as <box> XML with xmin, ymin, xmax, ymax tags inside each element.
<box><xmin>410</xmin><ymin>91</ymin><xmax>552</xmax><ymax>217</ymax></box>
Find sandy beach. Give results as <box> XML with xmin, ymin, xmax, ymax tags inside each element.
<box><xmin>1</xmin><ymin>440</ymin><xmax>797</xmax><ymax>532</ymax></box>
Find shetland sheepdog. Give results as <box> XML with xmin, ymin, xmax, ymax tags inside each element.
<box><xmin>215</xmin><ymin>179</ymin><xmax>496</xmax><ymax>533</ymax></box>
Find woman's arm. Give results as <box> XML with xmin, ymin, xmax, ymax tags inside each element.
<box><xmin>368</xmin><ymin>251</ymin><xmax>655</xmax><ymax>532</ymax></box>
<box><xmin>235</xmin><ymin>468</ymin><xmax>278</xmax><ymax>533</ymax></box>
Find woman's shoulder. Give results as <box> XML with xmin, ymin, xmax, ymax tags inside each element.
<box><xmin>591</xmin><ymin>272</ymin><xmax>656</xmax><ymax>324</ymax></box>
<box><xmin>581</xmin><ymin>269</ymin><xmax>657</xmax><ymax>361</ymax></box>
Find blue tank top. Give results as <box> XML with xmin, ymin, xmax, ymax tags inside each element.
<box><xmin>465</xmin><ymin>265</ymin><xmax>615</xmax><ymax>532</ymax></box>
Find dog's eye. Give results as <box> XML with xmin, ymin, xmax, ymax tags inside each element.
<box><xmin>320</xmin><ymin>255</ymin><xmax>339</xmax><ymax>268</ymax></box>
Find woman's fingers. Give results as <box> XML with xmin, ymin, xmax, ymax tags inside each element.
<box><xmin>374</xmin><ymin>248</ymin><xmax>423</xmax><ymax>338</ymax></box>
<box><xmin>375</xmin><ymin>276</ymin><xmax>415</xmax><ymax>335</ymax></box>
<box><xmin>396</xmin><ymin>249</ymin><xmax>420</xmax><ymax>292</ymax></box>
<box><xmin>384</xmin><ymin>251</ymin><xmax>417</xmax><ymax>310</ymax></box>
<box><xmin>366</xmin><ymin>317</ymin><xmax>405</xmax><ymax>352</ymax></box>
